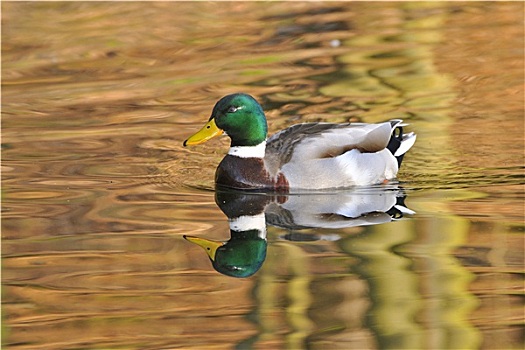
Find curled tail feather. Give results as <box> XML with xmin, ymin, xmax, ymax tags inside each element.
<box><xmin>386</xmin><ymin>119</ymin><xmax>417</xmax><ymax>167</ymax></box>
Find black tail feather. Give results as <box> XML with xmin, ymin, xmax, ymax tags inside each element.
<box><xmin>387</xmin><ymin>125</ymin><xmax>405</xmax><ymax>167</ymax></box>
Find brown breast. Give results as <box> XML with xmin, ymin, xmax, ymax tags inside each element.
<box><xmin>215</xmin><ymin>155</ymin><xmax>289</xmax><ymax>192</ymax></box>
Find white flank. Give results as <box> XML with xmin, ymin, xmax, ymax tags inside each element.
<box><xmin>230</xmin><ymin>213</ymin><xmax>267</xmax><ymax>238</ymax></box>
<box><xmin>228</xmin><ymin>141</ymin><xmax>266</xmax><ymax>158</ymax></box>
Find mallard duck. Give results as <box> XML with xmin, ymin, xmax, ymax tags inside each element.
<box><xmin>183</xmin><ymin>93</ymin><xmax>416</xmax><ymax>191</ymax></box>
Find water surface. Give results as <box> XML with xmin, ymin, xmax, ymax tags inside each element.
<box><xmin>2</xmin><ymin>2</ymin><xmax>523</xmax><ymax>349</ymax></box>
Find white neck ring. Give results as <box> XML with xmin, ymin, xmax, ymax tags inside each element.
<box><xmin>228</xmin><ymin>141</ymin><xmax>266</xmax><ymax>158</ymax></box>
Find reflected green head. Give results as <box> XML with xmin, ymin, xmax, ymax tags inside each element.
<box><xmin>213</xmin><ymin>230</ymin><xmax>267</xmax><ymax>278</ymax></box>
<box><xmin>211</xmin><ymin>93</ymin><xmax>268</xmax><ymax>147</ymax></box>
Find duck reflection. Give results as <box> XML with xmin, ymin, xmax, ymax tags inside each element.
<box><xmin>184</xmin><ymin>191</ymin><xmax>270</xmax><ymax>278</ymax></box>
<box><xmin>184</xmin><ymin>187</ymin><xmax>414</xmax><ymax>278</ymax></box>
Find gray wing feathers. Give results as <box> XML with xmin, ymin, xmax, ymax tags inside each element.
<box><xmin>264</xmin><ymin>122</ymin><xmax>395</xmax><ymax>174</ymax></box>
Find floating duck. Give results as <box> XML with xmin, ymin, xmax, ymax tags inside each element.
<box><xmin>183</xmin><ymin>93</ymin><xmax>416</xmax><ymax>191</ymax></box>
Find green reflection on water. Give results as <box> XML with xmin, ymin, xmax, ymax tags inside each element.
<box><xmin>344</xmin><ymin>217</ymin><xmax>480</xmax><ymax>349</ymax></box>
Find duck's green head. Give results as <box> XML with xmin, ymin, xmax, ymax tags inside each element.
<box><xmin>183</xmin><ymin>93</ymin><xmax>268</xmax><ymax>147</ymax></box>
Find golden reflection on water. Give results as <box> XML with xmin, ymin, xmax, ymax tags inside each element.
<box><xmin>2</xmin><ymin>1</ymin><xmax>524</xmax><ymax>350</ymax></box>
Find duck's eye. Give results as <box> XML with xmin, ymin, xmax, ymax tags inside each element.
<box><xmin>227</xmin><ymin>106</ymin><xmax>238</xmax><ymax>113</ymax></box>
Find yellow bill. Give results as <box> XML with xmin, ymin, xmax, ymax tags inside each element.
<box><xmin>183</xmin><ymin>235</ymin><xmax>224</xmax><ymax>260</ymax></box>
<box><xmin>183</xmin><ymin>118</ymin><xmax>223</xmax><ymax>146</ymax></box>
